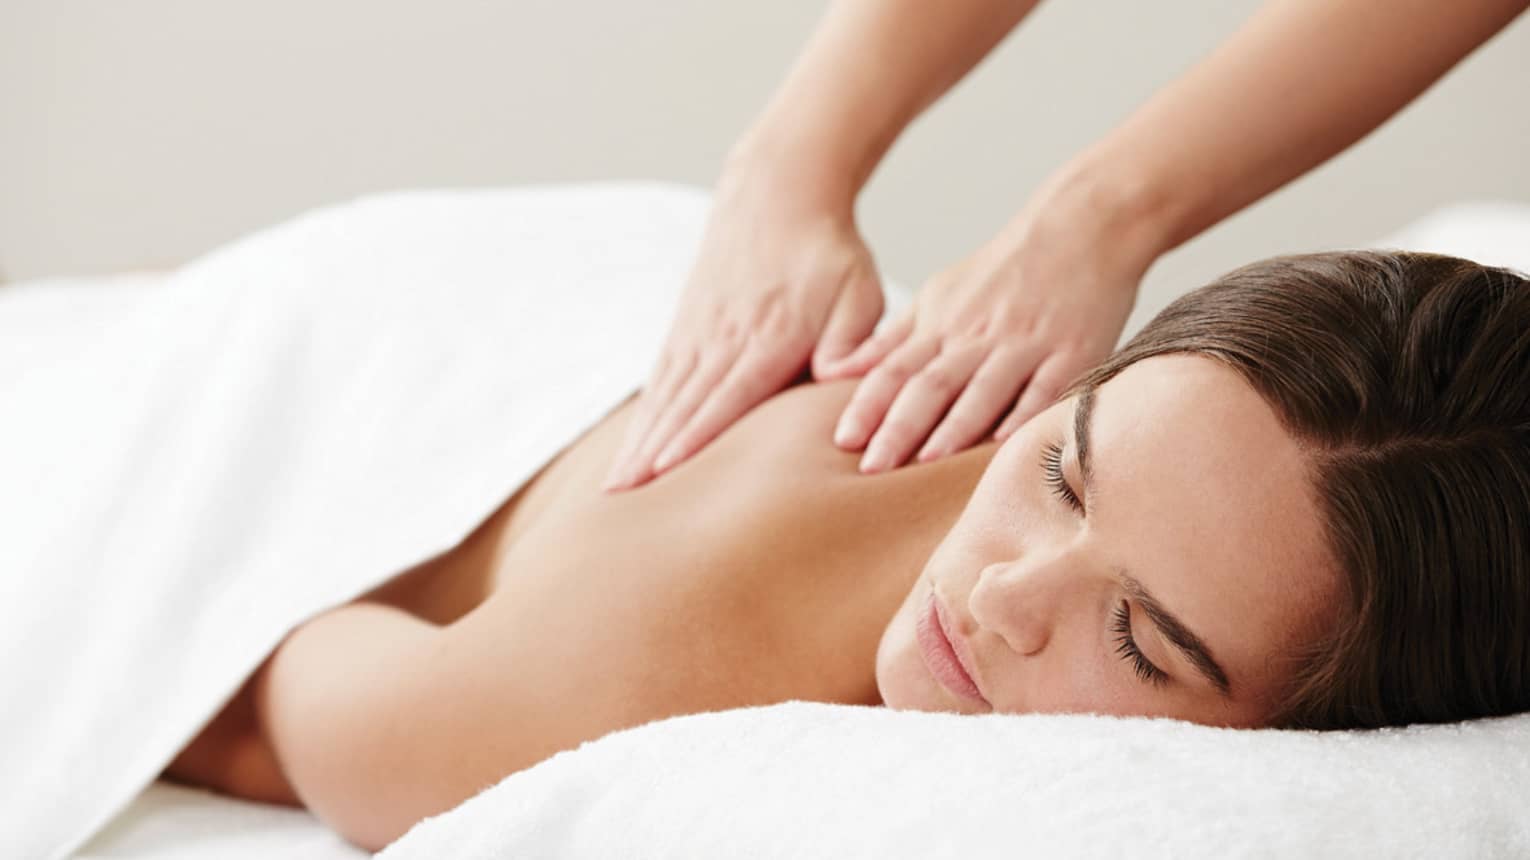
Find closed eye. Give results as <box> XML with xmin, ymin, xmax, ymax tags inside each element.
<box><xmin>1040</xmin><ymin>441</ymin><xmax>1083</xmax><ymax>512</ymax></box>
<box><xmin>1110</xmin><ymin>600</ymin><xmax>1169</xmax><ymax>687</ymax></box>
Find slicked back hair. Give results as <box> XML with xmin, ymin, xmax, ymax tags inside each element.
<box><xmin>1066</xmin><ymin>251</ymin><xmax>1530</xmax><ymax>729</ymax></box>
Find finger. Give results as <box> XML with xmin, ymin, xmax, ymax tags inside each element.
<box><xmin>995</xmin><ymin>352</ymin><xmax>1080</xmax><ymax>441</ymax></box>
<box><xmin>916</xmin><ymin>346</ymin><xmax>1039</xmax><ymax>462</ymax></box>
<box><xmin>831</xmin><ymin>337</ymin><xmax>940</xmax><ymax>451</ymax></box>
<box><xmin>603</xmin><ymin>351</ymin><xmax>692</xmax><ymax>491</ymax></box>
<box><xmin>816</xmin><ymin>310</ymin><xmax>913</xmax><ymax>381</ymax></box>
<box><xmin>810</xmin><ymin>269</ymin><xmax>883</xmax><ymax>379</ymax></box>
<box><xmin>653</xmin><ymin>334</ymin><xmax>808</xmax><ymax>473</ymax></box>
<box><xmin>859</xmin><ymin>346</ymin><xmax>985</xmax><ymax>473</ymax></box>
<box><xmin>626</xmin><ymin>345</ymin><xmax>739</xmax><ymax>484</ymax></box>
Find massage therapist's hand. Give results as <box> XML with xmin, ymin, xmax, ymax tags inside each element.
<box><xmin>602</xmin><ymin>166</ymin><xmax>885</xmax><ymax>491</ymax></box>
<box><xmin>818</xmin><ymin>196</ymin><xmax>1143</xmax><ymax>473</ymax></box>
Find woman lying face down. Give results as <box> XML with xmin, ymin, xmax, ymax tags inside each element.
<box><xmin>164</xmin><ymin>250</ymin><xmax>1530</xmax><ymax>849</ymax></box>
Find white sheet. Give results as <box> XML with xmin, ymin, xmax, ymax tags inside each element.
<box><xmin>1</xmin><ymin>273</ymin><xmax>370</xmax><ymax>860</ymax></box>
<box><xmin>2</xmin><ymin>182</ymin><xmax>712</xmax><ymax>860</ymax></box>
<box><xmin>77</xmin><ymin>781</ymin><xmax>364</xmax><ymax>860</ymax></box>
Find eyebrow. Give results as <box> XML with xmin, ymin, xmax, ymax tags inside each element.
<box><xmin>1074</xmin><ymin>382</ymin><xmax>1097</xmax><ymax>505</ymax></box>
<box><xmin>1072</xmin><ymin>382</ymin><xmax>1234</xmax><ymax>699</ymax></box>
<box><xmin>1121</xmin><ymin>574</ymin><xmax>1233</xmax><ymax>698</ymax></box>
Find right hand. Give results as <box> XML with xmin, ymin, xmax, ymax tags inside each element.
<box><xmin>818</xmin><ymin>196</ymin><xmax>1143</xmax><ymax>473</ymax></box>
<box><xmin>602</xmin><ymin>172</ymin><xmax>885</xmax><ymax>491</ymax></box>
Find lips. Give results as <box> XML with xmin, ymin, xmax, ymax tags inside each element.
<box><xmin>915</xmin><ymin>589</ymin><xmax>990</xmax><ymax>707</ymax></box>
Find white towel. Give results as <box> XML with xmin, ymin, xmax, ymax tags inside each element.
<box><xmin>378</xmin><ymin>700</ymin><xmax>1530</xmax><ymax>860</ymax></box>
<box><xmin>1</xmin><ymin>182</ymin><xmax>711</xmax><ymax>860</ymax></box>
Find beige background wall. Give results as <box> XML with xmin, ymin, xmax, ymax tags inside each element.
<box><xmin>4</xmin><ymin>1</ymin><xmax>1528</xmax><ymax>333</ymax></box>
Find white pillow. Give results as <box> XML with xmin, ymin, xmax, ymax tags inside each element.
<box><xmin>380</xmin><ymin>701</ymin><xmax>1530</xmax><ymax>859</ymax></box>
<box><xmin>1372</xmin><ymin>200</ymin><xmax>1530</xmax><ymax>273</ymax></box>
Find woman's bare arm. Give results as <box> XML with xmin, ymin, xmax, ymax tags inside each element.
<box><xmin>252</xmin><ymin>585</ymin><xmax>739</xmax><ymax>851</ymax></box>
<box><xmin>1054</xmin><ymin>0</ymin><xmax>1530</xmax><ymax>260</ymax></box>
<box><xmin>733</xmin><ymin>0</ymin><xmax>1044</xmax><ymax>205</ymax></box>
<box><xmin>253</xmin><ymin>603</ymin><xmax>448</xmax><ymax>851</ymax></box>
<box><xmin>824</xmin><ymin>0</ymin><xmax>1529</xmax><ymax>472</ymax></box>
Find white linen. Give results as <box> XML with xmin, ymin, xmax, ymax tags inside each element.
<box><xmin>380</xmin><ymin>700</ymin><xmax>1530</xmax><ymax>860</ymax></box>
<box><xmin>77</xmin><ymin>781</ymin><xmax>364</xmax><ymax>860</ymax></box>
<box><xmin>2</xmin><ymin>272</ymin><xmax>371</xmax><ymax>860</ymax></box>
<box><xmin>1</xmin><ymin>182</ymin><xmax>712</xmax><ymax>860</ymax></box>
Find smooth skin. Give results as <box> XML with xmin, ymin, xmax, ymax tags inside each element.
<box><xmin>877</xmin><ymin>355</ymin><xmax>1340</xmax><ymax>720</ymax></box>
<box><xmin>168</xmin><ymin>355</ymin><xmax>1338</xmax><ymax>850</ymax></box>
<box><xmin>603</xmin><ymin>0</ymin><xmax>1530</xmax><ymax>491</ymax></box>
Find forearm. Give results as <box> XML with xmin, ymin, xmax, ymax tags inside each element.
<box><xmin>731</xmin><ymin>0</ymin><xmax>1043</xmax><ymax>212</ymax></box>
<box><xmin>1047</xmin><ymin>0</ymin><xmax>1529</xmax><ymax>266</ymax></box>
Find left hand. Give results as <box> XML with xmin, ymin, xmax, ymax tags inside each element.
<box><xmin>816</xmin><ymin>206</ymin><xmax>1144</xmax><ymax>473</ymax></box>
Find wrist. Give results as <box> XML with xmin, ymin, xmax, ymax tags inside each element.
<box><xmin>718</xmin><ymin>132</ymin><xmax>863</xmax><ymax>224</ymax></box>
<box><xmin>1018</xmin><ymin>152</ymin><xmax>1192</xmax><ymax>283</ymax></box>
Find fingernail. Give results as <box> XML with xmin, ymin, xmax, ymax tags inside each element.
<box><xmin>834</xmin><ymin>419</ymin><xmax>860</xmax><ymax>448</ymax></box>
<box><xmin>859</xmin><ymin>447</ymin><xmax>888</xmax><ymax>474</ymax></box>
<box><xmin>653</xmin><ymin>447</ymin><xmax>679</xmax><ymax>474</ymax></box>
<box><xmin>916</xmin><ymin>445</ymin><xmax>941</xmax><ymax>463</ymax></box>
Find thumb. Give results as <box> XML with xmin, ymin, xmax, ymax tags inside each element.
<box><xmin>812</xmin><ymin>268</ymin><xmax>885</xmax><ymax>380</ymax></box>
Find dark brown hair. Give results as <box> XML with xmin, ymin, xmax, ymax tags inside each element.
<box><xmin>1068</xmin><ymin>250</ymin><xmax>1530</xmax><ymax>730</ymax></box>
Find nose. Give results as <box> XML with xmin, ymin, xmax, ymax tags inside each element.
<box><xmin>967</xmin><ymin>552</ymin><xmax>1075</xmax><ymax>657</ymax></box>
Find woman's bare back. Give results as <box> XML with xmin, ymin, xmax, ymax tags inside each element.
<box><xmin>166</xmin><ymin>379</ymin><xmax>992</xmax><ymax>849</ymax></box>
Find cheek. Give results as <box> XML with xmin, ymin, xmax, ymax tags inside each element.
<box><xmin>946</xmin><ymin>474</ymin><xmax>1032</xmax><ymax>565</ymax></box>
<box><xmin>1043</xmin><ymin>643</ymin><xmax>1135</xmax><ymax>714</ymax></box>
<box><xmin>971</xmin><ymin>433</ymin><xmax>1059</xmax><ymax>539</ymax></box>
<box><xmin>980</xmin><ymin>619</ymin><xmax>1120</xmax><ymax>715</ymax></box>
<box><xmin>875</xmin><ymin>529</ymin><xmax>993</xmax><ymax>711</ymax></box>
<box><xmin>874</xmin><ymin>582</ymin><xmax>937</xmax><ymax>709</ymax></box>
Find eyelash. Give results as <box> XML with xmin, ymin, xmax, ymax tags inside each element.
<box><xmin>1110</xmin><ymin>600</ymin><xmax>1169</xmax><ymax>687</ymax></box>
<box><xmin>1041</xmin><ymin>442</ymin><xmax>1162</xmax><ymax>688</ymax></box>
<box><xmin>1040</xmin><ymin>441</ymin><xmax>1083</xmax><ymax>512</ymax></box>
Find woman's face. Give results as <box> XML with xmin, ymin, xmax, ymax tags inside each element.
<box><xmin>876</xmin><ymin>354</ymin><xmax>1342</xmax><ymax>727</ymax></box>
